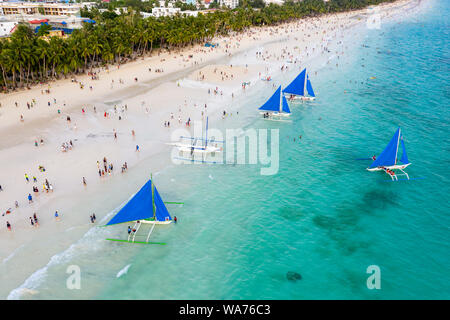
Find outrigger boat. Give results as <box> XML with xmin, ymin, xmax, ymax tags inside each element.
<box><xmin>104</xmin><ymin>175</ymin><xmax>181</xmax><ymax>245</ymax></box>
<box><xmin>367</xmin><ymin>127</ymin><xmax>411</xmax><ymax>181</ymax></box>
<box><xmin>259</xmin><ymin>85</ymin><xmax>291</xmax><ymax>121</ymax></box>
<box><xmin>169</xmin><ymin>117</ymin><xmax>223</xmax><ymax>155</ymax></box>
<box><xmin>283</xmin><ymin>68</ymin><xmax>316</xmax><ymax>101</ymax></box>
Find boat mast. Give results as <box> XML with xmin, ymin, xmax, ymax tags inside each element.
<box><xmin>279</xmin><ymin>86</ymin><xmax>282</xmax><ymax>113</ymax></box>
<box><xmin>151</xmin><ymin>173</ymin><xmax>155</xmax><ymax>220</ymax></box>
<box><xmin>394</xmin><ymin>128</ymin><xmax>401</xmax><ymax>166</ymax></box>
<box><xmin>303</xmin><ymin>70</ymin><xmax>307</xmax><ymax>97</ymax></box>
<box><xmin>205</xmin><ymin>116</ymin><xmax>209</xmax><ymax>149</ymax></box>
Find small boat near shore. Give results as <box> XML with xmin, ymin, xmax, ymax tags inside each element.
<box><xmin>169</xmin><ymin>117</ymin><xmax>223</xmax><ymax>156</ymax></box>
<box><xmin>259</xmin><ymin>85</ymin><xmax>291</xmax><ymax>121</ymax></box>
<box><xmin>367</xmin><ymin>127</ymin><xmax>411</xmax><ymax>181</ymax></box>
<box><xmin>104</xmin><ymin>175</ymin><xmax>182</xmax><ymax>245</ymax></box>
<box><xmin>284</xmin><ymin>68</ymin><xmax>316</xmax><ymax>101</ymax></box>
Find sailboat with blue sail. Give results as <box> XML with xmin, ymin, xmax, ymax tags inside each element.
<box><xmin>259</xmin><ymin>85</ymin><xmax>291</xmax><ymax>121</ymax></box>
<box><xmin>283</xmin><ymin>68</ymin><xmax>316</xmax><ymax>101</ymax></box>
<box><xmin>104</xmin><ymin>175</ymin><xmax>182</xmax><ymax>245</ymax></box>
<box><xmin>367</xmin><ymin>127</ymin><xmax>411</xmax><ymax>181</ymax></box>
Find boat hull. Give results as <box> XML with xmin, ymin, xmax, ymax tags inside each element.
<box><xmin>259</xmin><ymin>111</ymin><xmax>290</xmax><ymax>117</ymax></box>
<box><xmin>168</xmin><ymin>143</ymin><xmax>221</xmax><ymax>154</ymax></box>
<box><xmin>366</xmin><ymin>163</ymin><xmax>411</xmax><ymax>171</ymax></box>
<box><xmin>284</xmin><ymin>94</ymin><xmax>315</xmax><ymax>101</ymax></box>
<box><xmin>141</xmin><ymin>219</ymin><xmax>172</xmax><ymax>225</ymax></box>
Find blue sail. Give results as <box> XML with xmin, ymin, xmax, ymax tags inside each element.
<box><xmin>153</xmin><ymin>184</ymin><xmax>172</xmax><ymax>222</ymax></box>
<box><xmin>281</xmin><ymin>95</ymin><xmax>291</xmax><ymax>113</ymax></box>
<box><xmin>306</xmin><ymin>75</ymin><xmax>315</xmax><ymax>97</ymax></box>
<box><xmin>259</xmin><ymin>86</ymin><xmax>282</xmax><ymax>112</ymax></box>
<box><xmin>399</xmin><ymin>137</ymin><xmax>409</xmax><ymax>164</ymax></box>
<box><xmin>106</xmin><ymin>179</ymin><xmax>171</xmax><ymax>225</ymax></box>
<box><xmin>284</xmin><ymin>69</ymin><xmax>306</xmax><ymax>96</ymax></box>
<box><xmin>369</xmin><ymin>128</ymin><xmax>401</xmax><ymax>169</ymax></box>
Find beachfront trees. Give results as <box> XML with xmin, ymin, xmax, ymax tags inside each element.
<box><xmin>0</xmin><ymin>0</ymin><xmax>395</xmax><ymax>91</ymax></box>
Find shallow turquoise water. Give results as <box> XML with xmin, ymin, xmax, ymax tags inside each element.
<box><xmin>16</xmin><ymin>0</ymin><xmax>449</xmax><ymax>299</ymax></box>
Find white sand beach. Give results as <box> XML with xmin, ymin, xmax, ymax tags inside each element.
<box><xmin>0</xmin><ymin>0</ymin><xmax>419</xmax><ymax>299</ymax></box>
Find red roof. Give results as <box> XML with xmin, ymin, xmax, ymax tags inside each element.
<box><xmin>29</xmin><ymin>19</ymin><xmax>49</xmax><ymax>24</ymax></box>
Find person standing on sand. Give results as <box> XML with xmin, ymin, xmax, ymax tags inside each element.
<box><xmin>136</xmin><ymin>145</ymin><xmax>140</xmax><ymax>152</ymax></box>
<box><xmin>33</xmin><ymin>213</ymin><xmax>39</xmax><ymax>226</ymax></box>
<box><xmin>55</xmin><ymin>211</ymin><xmax>60</xmax><ymax>221</ymax></box>
<box><xmin>30</xmin><ymin>217</ymin><xmax>35</xmax><ymax>227</ymax></box>
<box><xmin>25</xmin><ymin>173</ymin><xmax>29</xmax><ymax>182</ymax></box>
<box><xmin>28</xmin><ymin>193</ymin><xmax>33</xmax><ymax>203</ymax></box>
<box><xmin>6</xmin><ymin>221</ymin><xmax>11</xmax><ymax>231</ymax></box>
<box><xmin>83</xmin><ymin>177</ymin><xmax>87</xmax><ymax>186</ymax></box>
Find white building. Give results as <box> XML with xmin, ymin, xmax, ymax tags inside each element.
<box><xmin>263</xmin><ymin>0</ymin><xmax>284</xmax><ymax>4</ymax></box>
<box><xmin>219</xmin><ymin>0</ymin><xmax>239</xmax><ymax>9</ymax></box>
<box><xmin>0</xmin><ymin>2</ymin><xmax>86</xmax><ymax>16</ymax></box>
<box><xmin>0</xmin><ymin>20</ymin><xmax>18</xmax><ymax>37</ymax></box>
<box><xmin>151</xmin><ymin>6</ymin><xmax>181</xmax><ymax>17</ymax></box>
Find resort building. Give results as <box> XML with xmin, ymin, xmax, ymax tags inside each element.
<box><xmin>219</xmin><ymin>0</ymin><xmax>239</xmax><ymax>9</ymax></box>
<box><xmin>0</xmin><ymin>2</ymin><xmax>86</xmax><ymax>16</ymax></box>
<box><xmin>151</xmin><ymin>2</ymin><xmax>181</xmax><ymax>17</ymax></box>
<box><xmin>151</xmin><ymin>6</ymin><xmax>181</xmax><ymax>17</ymax></box>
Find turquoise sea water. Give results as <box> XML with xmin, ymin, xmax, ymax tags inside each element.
<box><xmin>12</xmin><ymin>0</ymin><xmax>449</xmax><ymax>299</ymax></box>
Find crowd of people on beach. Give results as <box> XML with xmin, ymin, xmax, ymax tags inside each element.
<box><xmin>1</xmin><ymin>4</ymin><xmax>402</xmax><ymax>239</ymax></box>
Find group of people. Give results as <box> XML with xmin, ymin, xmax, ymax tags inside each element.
<box><xmin>208</xmin><ymin>87</ymin><xmax>223</xmax><ymax>96</ymax></box>
<box><xmin>61</xmin><ymin>140</ymin><xmax>74</xmax><ymax>152</ymax></box>
<box><xmin>34</xmin><ymin>139</ymin><xmax>44</xmax><ymax>147</ymax></box>
<box><xmin>98</xmin><ymin>157</ymin><xmax>115</xmax><ymax>177</ymax></box>
<box><xmin>384</xmin><ymin>168</ymin><xmax>396</xmax><ymax>176</ymax></box>
<box><xmin>29</xmin><ymin>213</ymin><xmax>39</xmax><ymax>227</ymax></box>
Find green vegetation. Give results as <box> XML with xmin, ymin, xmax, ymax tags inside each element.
<box><xmin>0</xmin><ymin>0</ymin><xmax>394</xmax><ymax>91</ymax></box>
